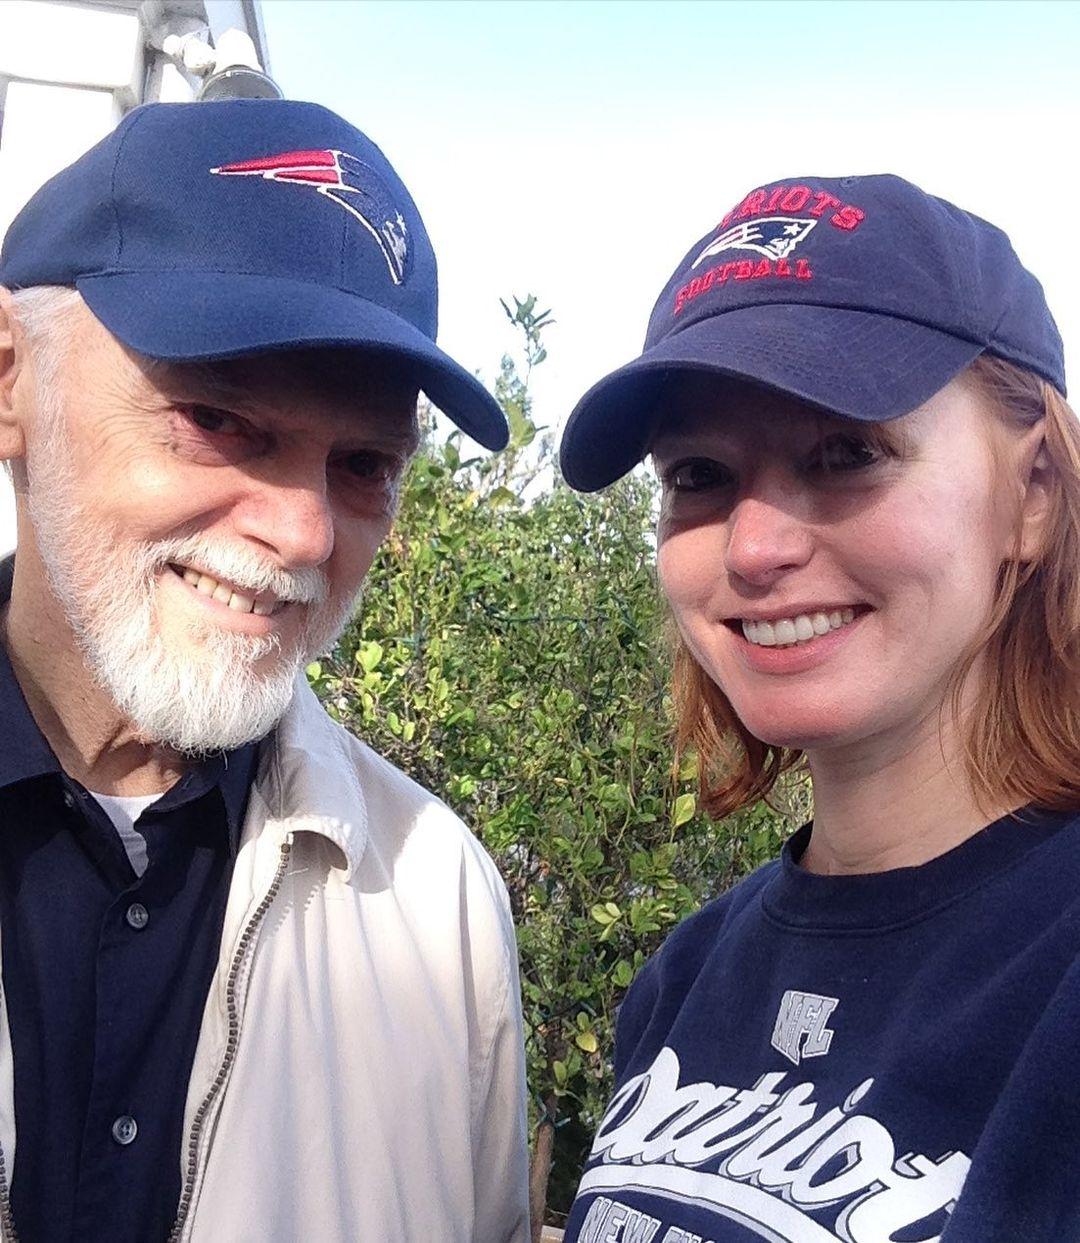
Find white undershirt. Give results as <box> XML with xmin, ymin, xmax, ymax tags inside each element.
<box><xmin>89</xmin><ymin>791</ymin><xmax>162</xmax><ymax>877</ymax></box>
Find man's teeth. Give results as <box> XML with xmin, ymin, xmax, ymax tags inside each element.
<box><xmin>742</xmin><ymin>608</ymin><xmax>856</xmax><ymax>648</ymax></box>
<box><xmin>179</xmin><ymin>567</ymin><xmax>275</xmax><ymax>616</ymax></box>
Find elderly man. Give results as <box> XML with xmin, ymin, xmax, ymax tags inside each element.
<box><xmin>0</xmin><ymin>100</ymin><xmax>528</xmax><ymax>1242</ymax></box>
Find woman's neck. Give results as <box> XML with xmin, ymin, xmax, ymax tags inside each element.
<box><xmin>799</xmin><ymin>705</ymin><xmax>1012</xmax><ymax>876</ymax></box>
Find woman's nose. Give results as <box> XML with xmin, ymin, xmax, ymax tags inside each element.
<box><xmin>723</xmin><ymin>494</ymin><xmax>814</xmax><ymax>587</ymax></box>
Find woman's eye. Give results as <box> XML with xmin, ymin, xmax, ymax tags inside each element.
<box><xmin>812</xmin><ymin>434</ymin><xmax>882</xmax><ymax>473</ymax></box>
<box><xmin>665</xmin><ymin>458</ymin><xmax>733</xmax><ymax>493</ymax></box>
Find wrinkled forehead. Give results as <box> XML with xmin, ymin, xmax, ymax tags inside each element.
<box><xmin>43</xmin><ymin>298</ymin><xmax>420</xmax><ymax>440</ymax></box>
<box><xmin>147</xmin><ymin>347</ymin><xmax>419</xmax><ymax>410</ymax></box>
<box><xmin>61</xmin><ymin>302</ymin><xmax>416</xmax><ymax>404</ymax></box>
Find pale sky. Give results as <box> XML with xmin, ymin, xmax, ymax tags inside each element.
<box><xmin>261</xmin><ymin>0</ymin><xmax>1080</xmax><ymax>438</ymax></box>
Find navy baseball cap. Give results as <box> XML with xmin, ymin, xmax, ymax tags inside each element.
<box><xmin>560</xmin><ymin>174</ymin><xmax>1065</xmax><ymax>491</ymax></box>
<box><xmin>0</xmin><ymin>99</ymin><xmax>508</xmax><ymax>450</ymax></box>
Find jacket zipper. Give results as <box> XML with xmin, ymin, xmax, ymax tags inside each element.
<box><xmin>167</xmin><ymin>838</ymin><xmax>292</xmax><ymax>1243</ymax></box>
<box><xmin>0</xmin><ymin>1138</ymin><xmax>17</xmax><ymax>1243</ymax></box>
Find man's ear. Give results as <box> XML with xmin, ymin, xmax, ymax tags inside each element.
<box><xmin>0</xmin><ymin>287</ymin><xmax>28</xmax><ymax>466</ymax></box>
<box><xmin>1015</xmin><ymin>421</ymin><xmax>1052</xmax><ymax>563</ymax></box>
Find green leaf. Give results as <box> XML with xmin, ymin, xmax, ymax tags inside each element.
<box><xmin>672</xmin><ymin>792</ymin><xmax>696</xmax><ymax>827</ymax></box>
<box><xmin>357</xmin><ymin>641</ymin><xmax>383</xmax><ymax>673</ymax></box>
<box><xmin>305</xmin><ymin>661</ymin><xmax>322</xmax><ymax>682</ymax></box>
<box><xmin>575</xmin><ymin>1030</ymin><xmax>599</xmax><ymax>1054</ymax></box>
<box><xmin>487</xmin><ymin>486</ymin><xmax>518</xmax><ymax>509</ymax></box>
<box><xmin>612</xmin><ymin>960</ymin><xmax>634</xmax><ymax>988</ymax></box>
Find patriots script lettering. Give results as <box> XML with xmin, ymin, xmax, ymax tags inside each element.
<box><xmin>577</xmin><ymin>1047</ymin><xmax>970</xmax><ymax>1243</ymax></box>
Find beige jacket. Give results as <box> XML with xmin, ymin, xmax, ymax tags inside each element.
<box><xmin>0</xmin><ymin>679</ymin><xmax>530</xmax><ymax>1243</ymax></box>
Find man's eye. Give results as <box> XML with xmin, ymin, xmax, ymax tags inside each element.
<box><xmin>812</xmin><ymin>434</ymin><xmax>882</xmax><ymax>473</ymax></box>
<box><xmin>664</xmin><ymin>458</ymin><xmax>733</xmax><ymax>492</ymax></box>
<box><xmin>186</xmin><ymin>405</ymin><xmax>244</xmax><ymax>436</ymax></box>
<box><xmin>340</xmin><ymin>451</ymin><xmax>395</xmax><ymax>482</ymax></box>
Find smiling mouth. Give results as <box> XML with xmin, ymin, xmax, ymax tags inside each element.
<box><xmin>168</xmin><ymin>564</ymin><xmax>283</xmax><ymax>617</ymax></box>
<box><xmin>733</xmin><ymin>607</ymin><xmax>866</xmax><ymax>649</ymax></box>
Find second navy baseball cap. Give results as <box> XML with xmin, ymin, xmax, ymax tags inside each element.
<box><xmin>0</xmin><ymin>99</ymin><xmax>508</xmax><ymax>450</ymax></box>
<box><xmin>560</xmin><ymin>174</ymin><xmax>1065</xmax><ymax>491</ymax></box>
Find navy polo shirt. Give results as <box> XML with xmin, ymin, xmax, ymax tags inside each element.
<box><xmin>0</xmin><ymin>561</ymin><xmax>258</xmax><ymax>1242</ymax></box>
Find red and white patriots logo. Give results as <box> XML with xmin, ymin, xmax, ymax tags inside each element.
<box><xmin>692</xmin><ymin>216</ymin><xmax>817</xmax><ymax>269</ymax></box>
<box><xmin>211</xmin><ymin>149</ymin><xmax>409</xmax><ymax>284</ymax></box>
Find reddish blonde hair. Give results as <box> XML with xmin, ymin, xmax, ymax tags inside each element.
<box><xmin>673</xmin><ymin>356</ymin><xmax>1080</xmax><ymax>819</ymax></box>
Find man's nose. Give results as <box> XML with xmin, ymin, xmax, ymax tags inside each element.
<box><xmin>723</xmin><ymin>494</ymin><xmax>814</xmax><ymax>587</ymax></box>
<box><xmin>237</xmin><ymin>474</ymin><xmax>336</xmax><ymax>569</ymax></box>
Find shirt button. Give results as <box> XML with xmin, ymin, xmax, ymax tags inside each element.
<box><xmin>111</xmin><ymin>1115</ymin><xmax>138</xmax><ymax>1146</ymax></box>
<box><xmin>62</xmin><ymin>790</ymin><xmax>76</xmax><ymax>810</ymax></box>
<box><xmin>125</xmin><ymin>903</ymin><xmax>149</xmax><ymax>931</ymax></box>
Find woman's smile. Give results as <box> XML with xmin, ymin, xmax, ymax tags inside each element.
<box><xmin>729</xmin><ymin>607</ymin><xmax>869</xmax><ymax>676</ymax></box>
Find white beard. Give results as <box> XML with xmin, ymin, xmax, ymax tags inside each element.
<box><xmin>24</xmin><ymin>409</ymin><xmax>358</xmax><ymax>756</ymax></box>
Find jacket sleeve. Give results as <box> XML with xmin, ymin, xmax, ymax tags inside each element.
<box><xmin>470</xmin><ymin>874</ymin><xmax>531</xmax><ymax>1243</ymax></box>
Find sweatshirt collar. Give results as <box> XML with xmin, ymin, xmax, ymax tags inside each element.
<box><xmin>762</xmin><ymin>807</ymin><xmax>1076</xmax><ymax>932</ymax></box>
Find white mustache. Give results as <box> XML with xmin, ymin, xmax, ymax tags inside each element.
<box><xmin>150</xmin><ymin>535</ymin><xmax>329</xmax><ymax>606</ymax></box>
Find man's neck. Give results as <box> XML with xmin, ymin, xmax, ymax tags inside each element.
<box><xmin>1</xmin><ymin>555</ymin><xmax>187</xmax><ymax>797</ymax></box>
<box><xmin>800</xmin><ymin>704</ymin><xmax>1012</xmax><ymax>876</ymax></box>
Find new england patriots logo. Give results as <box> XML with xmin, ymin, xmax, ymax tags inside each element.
<box><xmin>691</xmin><ymin>216</ymin><xmax>817</xmax><ymax>269</ymax></box>
<box><xmin>211</xmin><ymin>149</ymin><xmax>410</xmax><ymax>284</ymax></box>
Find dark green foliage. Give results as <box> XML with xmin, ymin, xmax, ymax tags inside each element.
<box><xmin>308</xmin><ymin>298</ymin><xmax>797</xmax><ymax>1221</ymax></box>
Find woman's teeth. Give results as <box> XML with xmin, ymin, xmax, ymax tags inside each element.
<box><xmin>178</xmin><ymin>566</ymin><xmax>275</xmax><ymax>616</ymax></box>
<box><xmin>741</xmin><ymin>608</ymin><xmax>856</xmax><ymax>648</ymax></box>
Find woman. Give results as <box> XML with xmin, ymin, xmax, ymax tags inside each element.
<box><xmin>557</xmin><ymin>175</ymin><xmax>1080</xmax><ymax>1243</ymax></box>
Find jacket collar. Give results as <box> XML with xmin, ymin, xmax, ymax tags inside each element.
<box><xmin>256</xmin><ymin>673</ymin><xmax>370</xmax><ymax>880</ymax></box>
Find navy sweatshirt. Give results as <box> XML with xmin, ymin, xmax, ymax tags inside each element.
<box><xmin>563</xmin><ymin>808</ymin><xmax>1080</xmax><ymax>1243</ymax></box>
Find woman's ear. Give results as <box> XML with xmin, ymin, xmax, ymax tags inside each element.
<box><xmin>0</xmin><ymin>288</ymin><xmax>29</xmax><ymax>466</ymax></box>
<box><xmin>1015</xmin><ymin>422</ymin><xmax>1052</xmax><ymax>563</ymax></box>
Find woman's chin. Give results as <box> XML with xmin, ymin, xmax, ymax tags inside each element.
<box><xmin>740</xmin><ymin>712</ymin><xmax>861</xmax><ymax>754</ymax></box>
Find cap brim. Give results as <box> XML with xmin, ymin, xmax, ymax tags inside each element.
<box><xmin>559</xmin><ymin>304</ymin><xmax>985</xmax><ymax>491</ymax></box>
<box><xmin>77</xmin><ymin>271</ymin><xmax>508</xmax><ymax>450</ymax></box>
